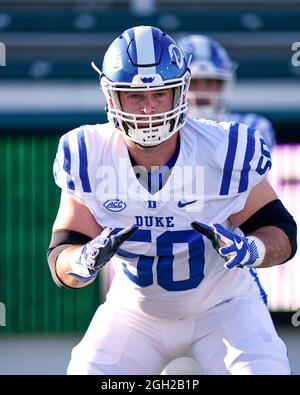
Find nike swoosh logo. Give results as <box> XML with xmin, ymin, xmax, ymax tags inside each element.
<box><xmin>234</xmin><ymin>239</ymin><xmax>244</xmax><ymax>250</ymax></box>
<box><xmin>178</xmin><ymin>200</ymin><xmax>197</xmax><ymax>208</ymax></box>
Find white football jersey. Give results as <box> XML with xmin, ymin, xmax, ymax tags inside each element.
<box><xmin>54</xmin><ymin>117</ymin><xmax>272</xmax><ymax>319</ymax></box>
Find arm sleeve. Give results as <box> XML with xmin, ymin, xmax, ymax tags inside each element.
<box><xmin>53</xmin><ymin>127</ymin><xmax>94</xmax><ymax>200</ymax></box>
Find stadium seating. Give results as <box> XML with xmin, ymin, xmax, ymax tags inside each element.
<box><xmin>0</xmin><ymin>8</ymin><xmax>299</xmax><ymax>81</ymax></box>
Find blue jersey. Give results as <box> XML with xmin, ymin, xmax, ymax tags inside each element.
<box><xmin>53</xmin><ymin>117</ymin><xmax>272</xmax><ymax>319</ymax></box>
<box><xmin>228</xmin><ymin>112</ymin><xmax>276</xmax><ymax>152</ymax></box>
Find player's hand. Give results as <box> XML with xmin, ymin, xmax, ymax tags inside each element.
<box><xmin>67</xmin><ymin>225</ymin><xmax>138</xmax><ymax>282</ymax></box>
<box><xmin>191</xmin><ymin>221</ymin><xmax>265</xmax><ymax>269</ymax></box>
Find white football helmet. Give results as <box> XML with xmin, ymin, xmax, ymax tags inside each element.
<box><xmin>92</xmin><ymin>26</ymin><xmax>191</xmax><ymax>147</ymax></box>
<box><xmin>178</xmin><ymin>34</ymin><xmax>235</xmax><ymax>120</ymax></box>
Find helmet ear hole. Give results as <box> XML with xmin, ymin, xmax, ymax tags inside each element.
<box><xmin>92</xmin><ymin>25</ymin><xmax>191</xmax><ymax>147</ymax></box>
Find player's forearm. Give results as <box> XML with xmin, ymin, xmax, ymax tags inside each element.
<box><xmin>55</xmin><ymin>245</ymin><xmax>96</xmax><ymax>288</ymax></box>
<box><xmin>248</xmin><ymin>226</ymin><xmax>292</xmax><ymax>268</ymax></box>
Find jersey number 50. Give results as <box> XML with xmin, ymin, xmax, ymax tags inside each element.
<box><xmin>116</xmin><ymin>229</ymin><xmax>205</xmax><ymax>292</ymax></box>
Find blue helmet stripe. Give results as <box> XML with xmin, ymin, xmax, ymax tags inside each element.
<box><xmin>62</xmin><ymin>135</ymin><xmax>75</xmax><ymax>190</ymax></box>
<box><xmin>124</xmin><ymin>27</ymin><xmax>137</xmax><ymax>64</ymax></box>
<box><xmin>209</xmin><ymin>40</ymin><xmax>226</xmax><ymax>70</ymax></box>
<box><xmin>123</xmin><ymin>27</ymin><xmax>135</xmax><ymax>46</ymax></box>
<box><xmin>77</xmin><ymin>130</ymin><xmax>92</xmax><ymax>193</ymax></box>
<box><xmin>151</xmin><ymin>26</ymin><xmax>163</xmax><ymax>65</ymax></box>
<box><xmin>209</xmin><ymin>40</ymin><xmax>219</xmax><ymax>67</ymax></box>
<box><xmin>220</xmin><ymin>123</ymin><xmax>239</xmax><ymax>195</ymax></box>
<box><xmin>238</xmin><ymin>127</ymin><xmax>256</xmax><ymax>193</ymax></box>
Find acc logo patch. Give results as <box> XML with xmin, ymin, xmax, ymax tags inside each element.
<box><xmin>103</xmin><ymin>199</ymin><xmax>127</xmax><ymax>212</ymax></box>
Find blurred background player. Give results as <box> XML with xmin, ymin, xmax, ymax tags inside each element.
<box><xmin>178</xmin><ymin>34</ymin><xmax>276</xmax><ymax>151</ymax></box>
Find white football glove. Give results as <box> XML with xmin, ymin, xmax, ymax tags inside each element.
<box><xmin>191</xmin><ymin>221</ymin><xmax>266</xmax><ymax>269</ymax></box>
<box><xmin>67</xmin><ymin>225</ymin><xmax>138</xmax><ymax>282</ymax></box>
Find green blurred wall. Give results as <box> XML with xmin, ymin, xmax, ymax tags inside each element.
<box><xmin>0</xmin><ymin>134</ymin><xmax>100</xmax><ymax>333</ymax></box>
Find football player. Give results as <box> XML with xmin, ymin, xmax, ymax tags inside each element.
<box><xmin>178</xmin><ymin>34</ymin><xmax>276</xmax><ymax>151</ymax></box>
<box><xmin>47</xmin><ymin>26</ymin><xmax>296</xmax><ymax>375</ymax></box>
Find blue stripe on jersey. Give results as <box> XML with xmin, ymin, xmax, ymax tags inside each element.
<box><xmin>219</xmin><ymin>123</ymin><xmax>239</xmax><ymax>196</ymax></box>
<box><xmin>238</xmin><ymin>127</ymin><xmax>256</xmax><ymax>193</ymax></box>
<box><xmin>62</xmin><ymin>135</ymin><xmax>75</xmax><ymax>190</ymax></box>
<box><xmin>147</xmin><ymin>171</ymin><xmax>152</xmax><ymax>193</ymax></box>
<box><xmin>77</xmin><ymin>130</ymin><xmax>92</xmax><ymax>193</ymax></box>
<box><xmin>249</xmin><ymin>268</ymin><xmax>268</xmax><ymax>305</ymax></box>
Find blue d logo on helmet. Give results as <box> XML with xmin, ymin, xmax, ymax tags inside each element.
<box><xmin>169</xmin><ymin>44</ymin><xmax>184</xmax><ymax>70</ymax></box>
<box><xmin>92</xmin><ymin>26</ymin><xmax>191</xmax><ymax>147</ymax></box>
